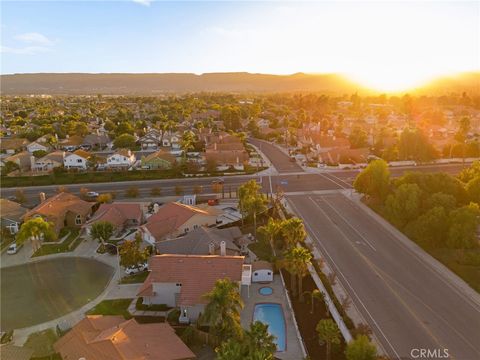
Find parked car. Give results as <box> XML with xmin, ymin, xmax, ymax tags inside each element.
<box><xmin>7</xmin><ymin>243</ymin><xmax>22</xmax><ymax>255</ymax></box>
<box><xmin>211</xmin><ymin>177</ymin><xmax>225</xmax><ymax>185</ymax></box>
<box><xmin>125</xmin><ymin>262</ymin><xmax>148</xmax><ymax>275</ymax></box>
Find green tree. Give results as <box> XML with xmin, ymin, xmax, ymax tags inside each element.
<box><xmin>202</xmin><ymin>278</ymin><xmax>244</xmax><ymax>340</ymax></box>
<box><xmin>258</xmin><ymin>218</ymin><xmax>283</xmax><ymax>250</ymax></box>
<box><xmin>398</xmin><ymin>128</ymin><xmax>437</xmax><ymax>162</ymax></box>
<box><xmin>385</xmin><ymin>183</ymin><xmax>422</xmax><ymax>228</ymax></box>
<box><xmin>458</xmin><ymin>160</ymin><xmax>480</xmax><ymax>183</ymax></box>
<box><xmin>446</xmin><ymin>203</ymin><xmax>480</xmax><ymax>249</ymax></box>
<box><xmin>353</xmin><ymin>160</ymin><xmax>390</xmax><ymax>202</ymax></box>
<box><xmin>316</xmin><ymin>319</ymin><xmax>341</xmax><ymax>360</ymax></box>
<box><xmin>90</xmin><ymin>221</ymin><xmax>114</xmax><ymax>247</ymax></box>
<box><xmin>345</xmin><ymin>335</ymin><xmax>377</xmax><ymax>360</ymax></box>
<box><xmin>17</xmin><ymin>217</ymin><xmax>56</xmax><ymax>253</ymax></box>
<box><xmin>349</xmin><ymin>126</ymin><xmax>368</xmax><ymax>149</ymax></box>
<box><xmin>97</xmin><ymin>193</ymin><xmax>113</xmax><ymax>203</ymax></box>
<box><xmin>216</xmin><ymin>339</ymin><xmax>244</xmax><ymax>360</ymax></box>
<box><xmin>283</xmin><ymin>246</ymin><xmax>312</xmax><ymax>299</ymax></box>
<box><xmin>405</xmin><ymin>206</ymin><xmax>448</xmax><ymax>248</ymax></box>
<box><xmin>119</xmin><ymin>233</ymin><xmax>148</xmax><ymax>268</ymax></box>
<box><xmin>424</xmin><ymin>192</ymin><xmax>457</xmax><ymax>213</ymax></box>
<box><xmin>238</xmin><ymin>180</ymin><xmax>264</xmax><ymax>225</ymax></box>
<box><xmin>466</xmin><ymin>176</ymin><xmax>480</xmax><ymax>204</ymax></box>
<box><xmin>33</xmin><ymin>150</ymin><xmax>48</xmax><ymax>158</ymax></box>
<box><xmin>243</xmin><ymin>194</ymin><xmax>268</xmax><ymax>239</ymax></box>
<box><xmin>281</xmin><ymin>217</ymin><xmax>307</xmax><ymax>249</ymax></box>
<box><xmin>125</xmin><ymin>186</ymin><xmax>139</xmax><ymax>198</ymax></box>
<box><xmin>113</xmin><ymin>133</ymin><xmax>136</xmax><ymax>149</ymax></box>
<box><xmin>244</xmin><ymin>321</ymin><xmax>276</xmax><ymax>359</ymax></box>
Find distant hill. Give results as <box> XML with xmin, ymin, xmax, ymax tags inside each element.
<box><xmin>0</xmin><ymin>72</ymin><xmax>478</xmax><ymax>95</ymax></box>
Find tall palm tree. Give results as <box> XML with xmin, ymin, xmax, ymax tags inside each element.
<box><xmin>244</xmin><ymin>194</ymin><xmax>268</xmax><ymax>239</ymax></box>
<box><xmin>283</xmin><ymin>246</ymin><xmax>312</xmax><ymax>299</ymax></box>
<box><xmin>17</xmin><ymin>217</ymin><xmax>56</xmax><ymax>253</ymax></box>
<box><xmin>202</xmin><ymin>278</ymin><xmax>244</xmax><ymax>340</ymax></box>
<box><xmin>316</xmin><ymin>319</ymin><xmax>341</xmax><ymax>360</ymax></box>
<box><xmin>303</xmin><ymin>289</ymin><xmax>323</xmax><ymax>314</ymax></box>
<box><xmin>238</xmin><ymin>180</ymin><xmax>263</xmax><ymax>226</ymax></box>
<box><xmin>258</xmin><ymin>218</ymin><xmax>283</xmax><ymax>251</ymax></box>
<box><xmin>180</xmin><ymin>130</ymin><xmax>196</xmax><ymax>158</ymax></box>
<box><xmin>281</xmin><ymin>217</ymin><xmax>307</xmax><ymax>250</ymax></box>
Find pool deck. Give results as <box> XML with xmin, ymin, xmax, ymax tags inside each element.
<box><xmin>241</xmin><ymin>276</ymin><xmax>305</xmax><ymax>360</ymax></box>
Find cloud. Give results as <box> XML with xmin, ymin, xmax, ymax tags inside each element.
<box><xmin>0</xmin><ymin>45</ymin><xmax>51</xmax><ymax>55</ymax></box>
<box><xmin>14</xmin><ymin>32</ymin><xmax>54</xmax><ymax>46</ymax></box>
<box><xmin>132</xmin><ymin>0</ymin><xmax>152</xmax><ymax>6</ymax></box>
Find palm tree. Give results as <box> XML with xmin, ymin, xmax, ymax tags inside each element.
<box><xmin>17</xmin><ymin>217</ymin><xmax>56</xmax><ymax>253</ymax></box>
<box><xmin>303</xmin><ymin>289</ymin><xmax>324</xmax><ymax>314</ymax></box>
<box><xmin>244</xmin><ymin>194</ymin><xmax>268</xmax><ymax>240</ymax></box>
<box><xmin>244</xmin><ymin>321</ymin><xmax>276</xmax><ymax>359</ymax></box>
<box><xmin>90</xmin><ymin>221</ymin><xmax>114</xmax><ymax>248</ymax></box>
<box><xmin>258</xmin><ymin>218</ymin><xmax>283</xmax><ymax>251</ymax></box>
<box><xmin>216</xmin><ymin>339</ymin><xmax>244</xmax><ymax>360</ymax></box>
<box><xmin>283</xmin><ymin>246</ymin><xmax>312</xmax><ymax>299</ymax></box>
<box><xmin>202</xmin><ymin>278</ymin><xmax>244</xmax><ymax>340</ymax></box>
<box><xmin>238</xmin><ymin>180</ymin><xmax>263</xmax><ymax>226</ymax></box>
<box><xmin>316</xmin><ymin>319</ymin><xmax>341</xmax><ymax>360</ymax></box>
<box><xmin>180</xmin><ymin>130</ymin><xmax>196</xmax><ymax>158</ymax></box>
<box><xmin>281</xmin><ymin>217</ymin><xmax>307</xmax><ymax>249</ymax></box>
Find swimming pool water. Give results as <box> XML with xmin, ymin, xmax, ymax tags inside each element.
<box><xmin>259</xmin><ymin>287</ymin><xmax>273</xmax><ymax>295</ymax></box>
<box><xmin>253</xmin><ymin>303</ymin><xmax>286</xmax><ymax>351</ymax></box>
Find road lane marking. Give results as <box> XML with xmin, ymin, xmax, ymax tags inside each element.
<box><xmin>318</xmin><ymin>197</ymin><xmax>377</xmax><ymax>252</ymax></box>
<box><xmin>288</xmin><ymin>197</ymin><xmax>400</xmax><ymax>359</ymax></box>
<box><xmin>316</xmin><ymin>172</ymin><xmax>349</xmax><ymax>189</ymax></box>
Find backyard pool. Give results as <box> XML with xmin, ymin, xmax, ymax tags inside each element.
<box><xmin>253</xmin><ymin>303</ymin><xmax>286</xmax><ymax>351</ymax></box>
<box><xmin>1</xmin><ymin>257</ymin><xmax>114</xmax><ymax>330</ymax></box>
<box><xmin>259</xmin><ymin>286</ymin><xmax>273</xmax><ymax>295</ymax></box>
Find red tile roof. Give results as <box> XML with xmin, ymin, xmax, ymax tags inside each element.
<box><xmin>138</xmin><ymin>254</ymin><xmax>244</xmax><ymax>306</ymax></box>
<box><xmin>54</xmin><ymin>315</ymin><xmax>195</xmax><ymax>360</ymax></box>
<box><xmin>87</xmin><ymin>203</ymin><xmax>143</xmax><ymax>228</ymax></box>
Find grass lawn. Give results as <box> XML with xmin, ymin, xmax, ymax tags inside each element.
<box><xmin>32</xmin><ymin>229</ymin><xmax>82</xmax><ymax>257</ymax></box>
<box><xmin>87</xmin><ymin>299</ymin><xmax>133</xmax><ymax>319</ymax></box>
<box><xmin>119</xmin><ymin>271</ymin><xmax>149</xmax><ymax>284</ymax></box>
<box><xmin>24</xmin><ymin>329</ymin><xmax>58</xmax><ymax>358</ymax></box>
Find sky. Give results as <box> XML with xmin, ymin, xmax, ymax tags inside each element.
<box><xmin>1</xmin><ymin>1</ymin><xmax>479</xmax><ymax>91</ymax></box>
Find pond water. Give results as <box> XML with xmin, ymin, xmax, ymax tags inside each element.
<box><xmin>1</xmin><ymin>257</ymin><xmax>114</xmax><ymax>330</ymax></box>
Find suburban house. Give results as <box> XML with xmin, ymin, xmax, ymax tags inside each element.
<box><xmin>32</xmin><ymin>151</ymin><xmax>65</xmax><ymax>172</ymax></box>
<box><xmin>26</xmin><ymin>141</ymin><xmax>50</xmax><ymax>154</ymax></box>
<box><xmin>141</xmin><ymin>202</ymin><xmax>220</xmax><ymax>244</ymax></box>
<box><xmin>137</xmin><ymin>254</ymin><xmax>250</xmax><ymax>323</ymax></box>
<box><xmin>59</xmin><ymin>135</ymin><xmax>84</xmax><ymax>150</ymax></box>
<box><xmin>23</xmin><ymin>192</ymin><xmax>94</xmax><ymax>235</ymax></box>
<box><xmin>64</xmin><ymin>149</ymin><xmax>91</xmax><ymax>170</ymax></box>
<box><xmin>0</xmin><ymin>198</ymin><xmax>28</xmax><ymax>234</ymax></box>
<box><xmin>85</xmin><ymin>202</ymin><xmax>144</xmax><ymax>236</ymax></box>
<box><xmin>53</xmin><ymin>315</ymin><xmax>195</xmax><ymax>360</ymax></box>
<box><xmin>318</xmin><ymin>147</ymin><xmax>370</xmax><ymax>165</ymax></box>
<box><xmin>251</xmin><ymin>260</ymin><xmax>274</xmax><ymax>283</ymax></box>
<box><xmin>4</xmin><ymin>151</ymin><xmax>32</xmax><ymax>172</ymax></box>
<box><xmin>139</xmin><ymin>129</ymin><xmax>161</xmax><ymax>149</ymax></box>
<box><xmin>107</xmin><ymin>149</ymin><xmax>136</xmax><ymax>168</ymax></box>
<box><xmin>141</xmin><ymin>150</ymin><xmax>176</xmax><ymax>169</ymax></box>
<box><xmin>83</xmin><ymin>133</ymin><xmax>110</xmax><ymax>149</ymax></box>
<box><xmin>0</xmin><ymin>138</ymin><xmax>29</xmax><ymax>154</ymax></box>
<box><xmin>156</xmin><ymin>226</ymin><xmax>243</xmax><ymax>256</ymax></box>
<box><xmin>205</xmin><ymin>141</ymin><xmax>249</xmax><ymax>169</ymax></box>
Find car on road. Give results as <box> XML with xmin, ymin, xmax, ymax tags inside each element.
<box><xmin>211</xmin><ymin>177</ymin><xmax>225</xmax><ymax>185</ymax></box>
<box><xmin>86</xmin><ymin>191</ymin><xmax>99</xmax><ymax>198</ymax></box>
<box><xmin>7</xmin><ymin>243</ymin><xmax>22</xmax><ymax>255</ymax></box>
<box><xmin>7</xmin><ymin>195</ymin><xmax>17</xmax><ymax>202</ymax></box>
<box><xmin>125</xmin><ymin>262</ymin><xmax>148</xmax><ymax>275</ymax></box>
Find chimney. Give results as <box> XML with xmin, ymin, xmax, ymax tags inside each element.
<box><xmin>208</xmin><ymin>242</ymin><xmax>215</xmax><ymax>255</ymax></box>
<box><xmin>214</xmin><ymin>143</ymin><xmax>217</xmax><ymax>151</ymax></box>
<box><xmin>39</xmin><ymin>192</ymin><xmax>46</xmax><ymax>202</ymax></box>
<box><xmin>220</xmin><ymin>241</ymin><xmax>226</xmax><ymax>256</ymax></box>
<box><xmin>30</xmin><ymin>155</ymin><xmax>36</xmax><ymax>170</ymax></box>
<box><xmin>153</xmin><ymin>203</ymin><xmax>160</xmax><ymax>213</ymax></box>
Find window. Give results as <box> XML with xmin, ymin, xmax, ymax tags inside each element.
<box><xmin>77</xmin><ymin>159</ymin><xmax>82</xmax><ymax>163</ymax></box>
<box><xmin>267</xmin><ymin>272</ymin><xmax>271</xmax><ymax>276</ymax></box>
<box><xmin>184</xmin><ymin>227</ymin><xmax>189</xmax><ymax>233</ymax></box>
<box><xmin>75</xmin><ymin>215</ymin><xmax>82</xmax><ymax>225</ymax></box>
<box><xmin>193</xmin><ymin>224</ymin><xmax>198</xmax><ymax>229</ymax></box>
<box><xmin>254</xmin><ymin>272</ymin><xmax>258</xmax><ymax>276</ymax></box>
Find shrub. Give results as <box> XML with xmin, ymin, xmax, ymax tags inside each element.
<box><xmin>125</xmin><ymin>186</ymin><xmax>139</xmax><ymax>198</ymax></box>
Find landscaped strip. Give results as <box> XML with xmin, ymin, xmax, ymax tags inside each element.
<box><xmin>31</xmin><ymin>229</ymin><xmax>82</xmax><ymax>257</ymax></box>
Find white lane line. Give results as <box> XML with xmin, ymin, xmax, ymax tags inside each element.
<box><xmin>335</xmin><ymin>193</ymin><xmax>480</xmax><ymax>313</ymax></box>
<box><xmin>319</xmin><ymin>197</ymin><xmax>377</xmax><ymax>252</ymax></box>
<box><xmin>316</xmin><ymin>172</ymin><xmax>349</xmax><ymax>189</ymax></box>
<box><xmin>288</xmin><ymin>197</ymin><xmax>400</xmax><ymax>360</ymax></box>
<box><xmin>324</xmin><ymin>172</ymin><xmax>354</xmax><ymax>189</ymax></box>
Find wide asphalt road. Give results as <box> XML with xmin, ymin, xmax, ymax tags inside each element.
<box><xmin>249</xmin><ymin>138</ymin><xmax>304</xmax><ymax>173</ymax></box>
<box><xmin>289</xmin><ymin>193</ymin><xmax>480</xmax><ymax>360</ymax></box>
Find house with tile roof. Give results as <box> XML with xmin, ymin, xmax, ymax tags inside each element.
<box><xmin>106</xmin><ymin>148</ymin><xmax>136</xmax><ymax>168</ymax></box>
<box><xmin>64</xmin><ymin>149</ymin><xmax>91</xmax><ymax>170</ymax></box>
<box><xmin>140</xmin><ymin>202</ymin><xmax>220</xmax><ymax>244</ymax></box>
<box><xmin>85</xmin><ymin>202</ymin><xmax>144</xmax><ymax>236</ymax></box>
<box><xmin>141</xmin><ymin>150</ymin><xmax>176</xmax><ymax>169</ymax></box>
<box><xmin>0</xmin><ymin>137</ymin><xmax>29</xmax><ymax>154</ymax></box>
<box><xmin>32</xmin><ymin>151</ymin><xmax>65</xmax><ymax>172</ymax></box>
<box><xmin>0</xmin><ymin>198</ymin><xmax>28</xmax><ymax>234</ymax></box>
<box><xmin>26</xmin><ymin>141</ymin><xmax>50</xmax><ymax>154</ymax></box>
<box><xmin>54</xmin><ymin>315</ymin><xmax>195</xmax><ymax>360</ymax></box>
<box><xmin>4</xmin><ymin>151</ymin><xmax>33</xmax><ymax>172</ymax></box>
<box><xmin>23</xmin><ymin>192</ymin><xmax>94</xmax><ymax>235</ymax></box>
<box><xmin>156</xmin><ymin>226</ymin><xmax>243</xmax><ymax>256</ymax></box>
<box><xmin>137</xmin><ymin>254</ymin><xmax>250</xmax><ymax>323</ymax></box>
